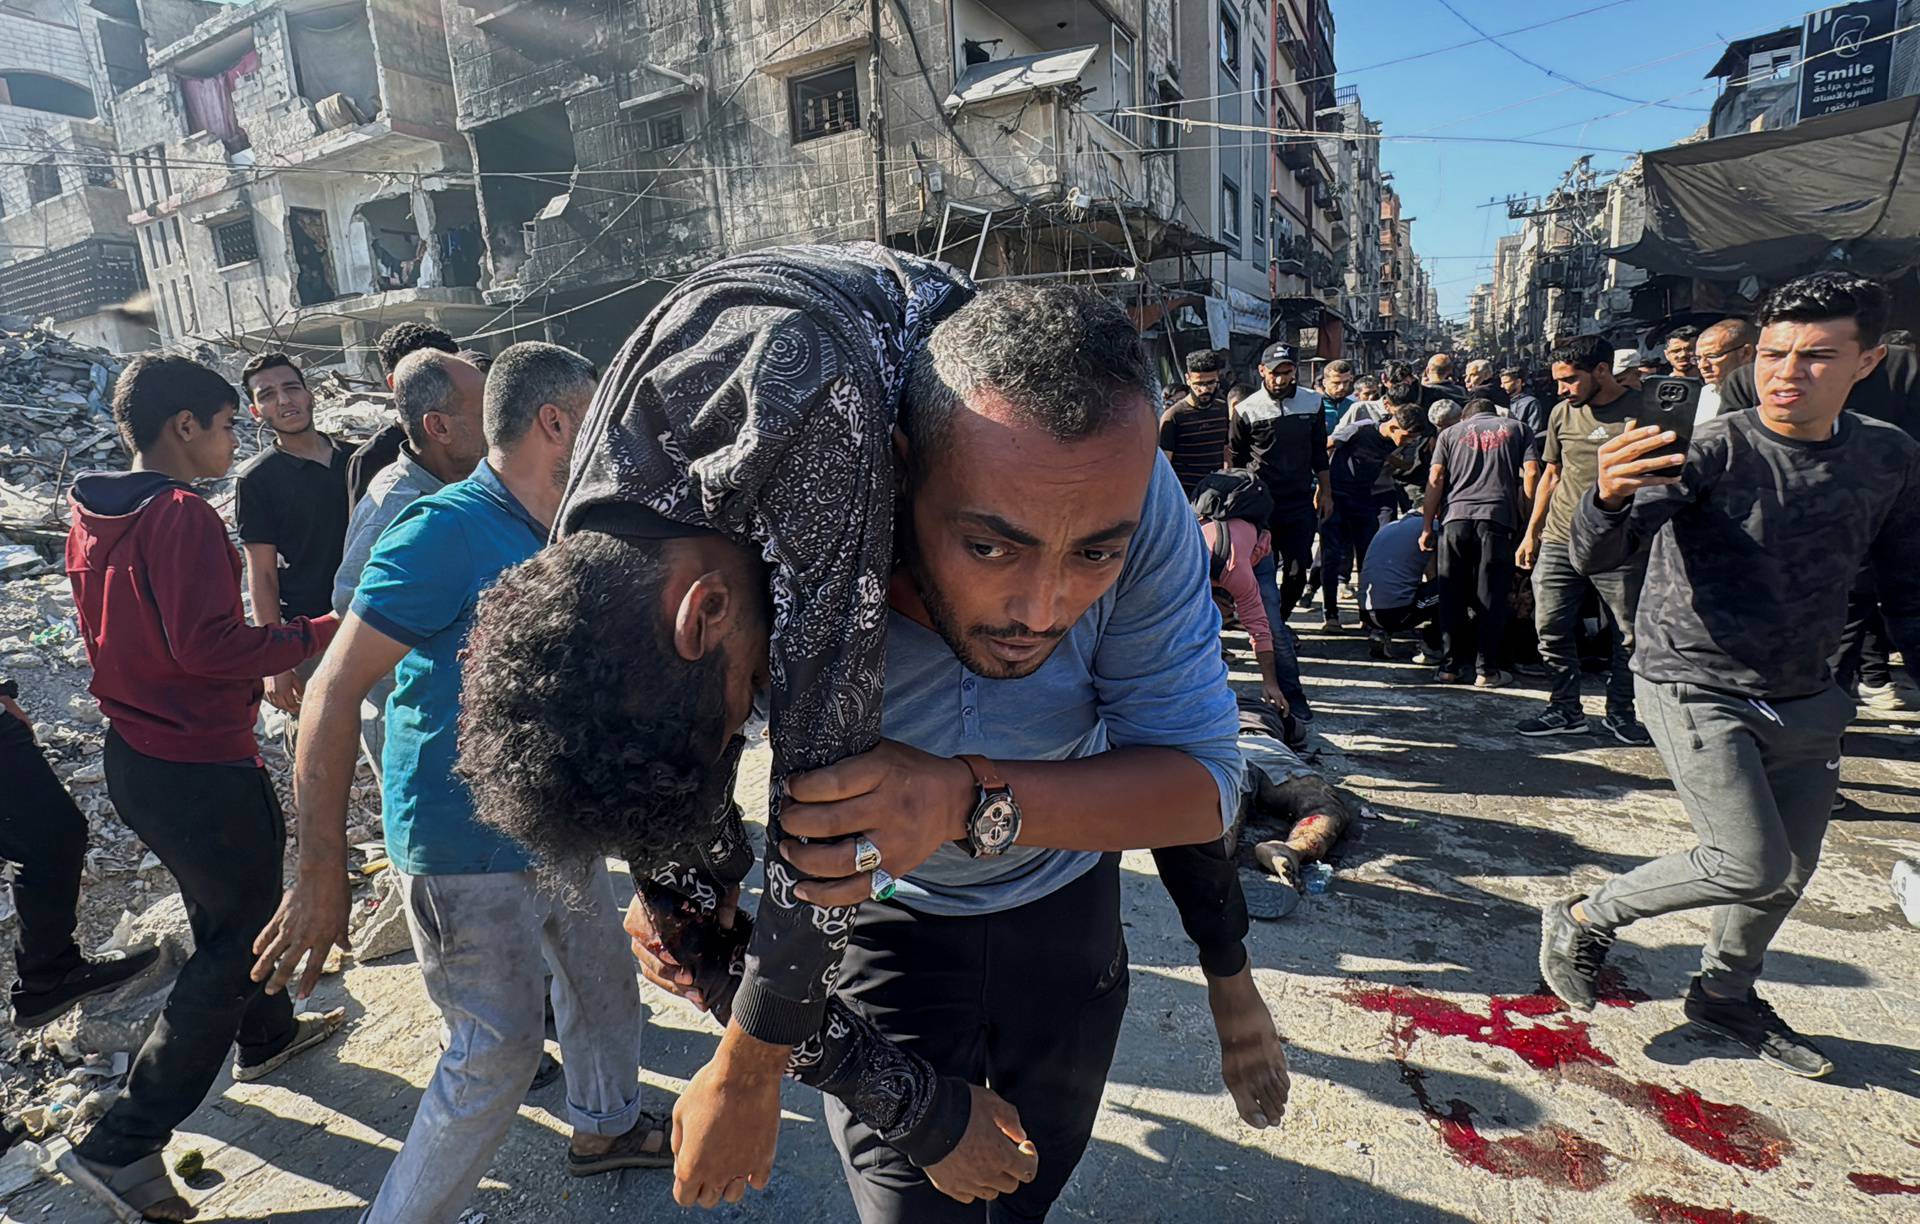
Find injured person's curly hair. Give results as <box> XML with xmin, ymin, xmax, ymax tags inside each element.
<box><xmin>454</xmin><ymin>530</ymin><xmax>734</xmax><ymax>868</ymax></box>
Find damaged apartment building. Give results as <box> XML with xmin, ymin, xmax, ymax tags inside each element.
<box><xmin>0</xmin><ymin>0</ymin><xmax>147</xmax><ymax>350</ymax></box>
<box><xmin>441</xmin><ymin>0</ymin><xmax>1225</xmax><ymax>360</ymax></box>
<box><xmin>104</xmin><ymin>0</ymin><xmax>494</xmax><ymax>375</ymax></box>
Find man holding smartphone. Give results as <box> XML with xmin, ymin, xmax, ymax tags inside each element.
<box><xmin>1541</xmin><ymin>271</ymin><xmax>1920</xmax><ymax>1077</ymax></box>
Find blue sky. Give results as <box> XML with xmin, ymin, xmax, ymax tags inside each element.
<box><xmin>1330</xmin><ymin>0</ymin><xmax>1833</xmax><ymax>317</ymax></box>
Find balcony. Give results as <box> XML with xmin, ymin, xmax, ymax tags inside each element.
<box><xmin>944</xmin><ymin>47</ymin><xmax>1163</xmax><ymax>217</ymax></box>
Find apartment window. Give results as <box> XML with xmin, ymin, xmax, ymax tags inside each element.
<box><xmin>172</xmin><ymin>217</ymin><xmax>185</xmax><ymax>260</ymax></box>
<box><xmin>1152</xmin><ymin>80</ymin><xmax>1182</xmax><ymax>149</ymax></box>
<box><xmin>213</xmin><ymin>218</ymin><xmax>260</xmax><ymax>267</ymax></box>
<box><xmin>82</xmin><ymin>153</ymin><xmax>116</xmax><ymax>189</ymax></box>
<box><xmin>791</xmin><ymin>64</ymin><xmax>860</xmax><ymax>143</ymax></box>
<box><xmin>26</xmin><ymin>158</ymin><xmax>61</xmax><ymax>205</ymax></box>
<box><xmin>1218</xmin><ymin>7</ymin><xmax>1240</xmax><ymax>78</ymax></box>
<box><xmin>1252</xmin><ymin>55</ymin><xmax>1267</xmax><ymax>120</ymax></box>
<box><xmin>143</xmin><ymin>225</ymin><xmax>161</xmax><ymax>269</ymax></box>
<box><xmin>1111</xmin><ymin>24</ymin><xmax>1138</xmax><ymax>140</ymax></box>
<box><xmin>168</xmin><ymin>282</ymin><xmax>189</xmax><ymax>339</ymax></box>
<box><xmin>1253</xmin><ymin>196</ymin><xmax>1266</xmax><ymax>251</ymax></box>
<box><xmin>1221</xmin><ymin>176</ymin><xmax>1241</xmax><ymax>245</ymax></box>
<box><xmin>650</xmin><ymin>111</ymin><xmax>686</xmax><ymax>148</ymax></box>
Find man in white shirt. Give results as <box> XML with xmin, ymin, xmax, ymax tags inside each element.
<box><xmin>1692</xmin><ymin>319</ymin><xmax>1758</xmax><ymax>428</ymax></box>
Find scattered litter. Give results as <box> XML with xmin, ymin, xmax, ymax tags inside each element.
<box><xmin>1304</xmin><ymin>863</ymin><xmax>1334</xmax><ymax>895</ymax></box>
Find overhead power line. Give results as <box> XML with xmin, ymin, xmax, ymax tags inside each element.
<box><xmin>1429</xmin><ymin>0</ymin><xmax>1704</xmax><ymax>113</ymax></box>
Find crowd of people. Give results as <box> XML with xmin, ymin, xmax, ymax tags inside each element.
<box><xmin>0</xmin><ymin>247</ymin><xmax>1916</xmax><ymax>1222</ymax></box>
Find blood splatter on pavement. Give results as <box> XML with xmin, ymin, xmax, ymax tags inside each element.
<box><xmin>1339</xmin><ymin>982</ymin><xmax>1794</xmax><ymax>1175</ymax></box>
<box><xmin>1630</xmin><ymin>1194</ymin><xmax>1773</xmax><ymax>1224</ymax></box>
<box><xmin>1400</xmin><ymin>1062</ymin><xmax>1614</xmax><ymax>1190</ymax></box>
<box><xmin>1848</xmin><ymin>1172</ymin><xmax>1920</xmax><ymax>1195</ymax></box>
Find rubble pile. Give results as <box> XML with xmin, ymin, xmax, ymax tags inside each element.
<box><xmin>0</xmin><ymin>337</ymin><xmax>391</xmax><ymax>1184</ymax></box>
<box><xmin>0</xmin><ymin>321</ymin><xmax>122</xmax><ymax>543</ymax></box>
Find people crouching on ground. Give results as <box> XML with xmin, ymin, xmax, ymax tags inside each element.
<box><xmin>65</xmin><ymin>356</ymin><xmax>345</xmax><ymax>1221</ymax></box>
<box><xmin>1359</xmin><ymin>509</ymin><xmax>1442</xmax><ymax>664</ymax></box>
<box><xmin>1540</xmin><ymin>272</ymin><xmax>1920</xmax><ymax>1080</ymax></box>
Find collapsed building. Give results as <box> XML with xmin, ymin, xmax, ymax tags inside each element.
<box><xmin>0</xmin><ymin>0</ymin><xmax>149</xmax><ymax>351</ymax></box>
<box><xmin>441</xmin><ymin>0</ymin><xmax>1225</xmax><ymax>361</ymax></box>
<box><xmin>102</xmin><ymin>0</ymin><xmax>494</xmax><ymax>376</ymax></box>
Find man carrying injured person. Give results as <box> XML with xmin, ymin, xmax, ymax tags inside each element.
<box><xmin>451</xmin><ymin>244</ymin><xmax>1289</xmax><ymax>1220</ymax></box>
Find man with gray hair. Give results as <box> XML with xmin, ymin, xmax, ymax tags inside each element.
<box><xmin>254</xmin><ymin>342</ymin><xmax>675</xmax><ymax>1222</ymax></box>
<box><xmin>1464</xmin><ymin>358</ymin><xmax>1510</xmax><ymax>410</ymax></box>
<box><xmin>1692</xmin><ymin>318</ymin><xmax>1758</xmax><ymax>426</ymax></box>
<box><xmin>330</xmin><ymin>348</ymin><xmax>487</xmax><ymax>785</ymax></box>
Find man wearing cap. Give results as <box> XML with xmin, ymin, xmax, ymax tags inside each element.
<box><xmin>1231</xmin><ymin>343</ymin><xmax>1332</xmax><ymax>642</ymax></box>
<box><xmin>1613</xmin><ymin>350</ymin><xmax>1645</xmax><ymax>393</ymax></box>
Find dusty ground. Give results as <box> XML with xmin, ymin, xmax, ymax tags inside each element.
<box><xmin>7</xmin><ymin>614</ymin><xmax>1919</xmax><ymax>1223</ymax></box>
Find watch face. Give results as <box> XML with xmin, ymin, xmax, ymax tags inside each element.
<box><xmin>974</xmin><ymin>794</ymin><xmax>1020</xmax><ymax>851</ymax></box>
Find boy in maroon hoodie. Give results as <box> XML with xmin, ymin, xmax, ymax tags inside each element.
<box><xmin>65</xmin><ymin>355</ymin><xmax>344</xmax><ymax>1220</ymax></box>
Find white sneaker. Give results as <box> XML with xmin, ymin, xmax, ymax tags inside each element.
<box><xmin>1894</xmin><ymin>861</ymin><xmax>1920</xmax><ymax>928</ymax></box>
<box><xmin>1857</xmin><ymin>681</ymin><xmax>1918</xmax><ymax>712</ymax></box>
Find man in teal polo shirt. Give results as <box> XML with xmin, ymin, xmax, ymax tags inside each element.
<box><xmin>251</xmin><ymin>343</ymin><xmax>670</xmax><ymax>1223</ymax></box>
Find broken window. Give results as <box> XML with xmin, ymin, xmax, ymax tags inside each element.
<box><xmin>1111</xmin><ymin>25</ymin><xmax>1137</xmax><ymax>140</ymax></box>
<box><xmin>791</xmin><ymin>64</ymin><xmax>859</xmax><ymax>143</ymax></box>
<box><xmin>93</xmin><ymin>0</ymin><xmax>152</xmax><ymax>93</ymax></box>
<box><xmin>213</xmin><ymin>218</ymin><xmax>259</xmax><ymax>267</ymax></box>
<box><xmin>650</xmin><ymin>111</ymin><xmax>686</xmax><ymax>149</ymax></box>
<box><xmin>357</xmin><ymin>193</ymin><xmax>481</xmax><ymax>293</ymax></box>
<box><xmin>26</xmin><ymin>158</ymin><xmax>61</xmax><ymax>205</ymax></box>
<box><xmin>290</xmin><ymin>208</ymin><xmax>338</xmax><ymax>306</ymax></box>
<box><xmin>178</xmin><ymin>34</ymin><xmax>260</xmax><ymax>152</ymax></box>
<box><xmin>472</xmin><ymin>103</ymin><xmax>578</xmax><ymax>287</ymax></box>
<box><xmin>0</xmin><ymin>72</ymin><xmax>97</xmax><ymax>118</ymax></box>
<box><xmin>82</xmin><ymin>152</ymin><xmax>117</xmax><ymax>189</ymax></box>
<box><xmin>289</xmin><ymin>9</ymin><xmax>380</xmax><ymax>124</ymax></box>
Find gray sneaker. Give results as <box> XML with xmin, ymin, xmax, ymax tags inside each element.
<box><xmin>1683</xmin><ymin>980</ymin><xmax>1833</xmax><ymax>1079</ymax></box>
<box><xmin>1539</xmin><ymin>897</ymin><xmax>1613</xmax><ymax>1013</ymax></box>
<box><xmin>1517</xmin><ymin>707</ymin><xmax>1590</xmax><ymax>737</ymax></box>
<box><xmin>1602</xmin><ymin>712</ymin><xmax>1652</xmax><ymax>746</ymax></box>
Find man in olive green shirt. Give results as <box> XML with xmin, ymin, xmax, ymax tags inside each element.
<box><xmin>1513</xmin><ymin>335</ymin><xmax>1651</xmax><ymax>746</ymax></box>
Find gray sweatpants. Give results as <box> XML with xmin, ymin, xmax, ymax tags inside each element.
<box><xmin>366</xmin><ymin>860</ymin><xmax>645</xmax><ymax>1224</ymax></box>
<box><xmin>1582</xmin><ymin>677</ymin><xmax>1854</xmax><ymax>995</ymax></box>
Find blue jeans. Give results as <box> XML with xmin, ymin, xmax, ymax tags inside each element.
<box><xmin>1253</xmin><ymin>553</ymin><xmax>1310</xmax><ymax>718</ymax></box>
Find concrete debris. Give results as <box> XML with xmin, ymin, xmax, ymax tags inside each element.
<box><xmin>347</xmin><ymin>868</ymin><xmax>414</xmax><ymax>965</ymax></box>
<box><xmin>0</xmin><ymin>322</ymin><xmax>122</xmax><ymax>541</ymax></box>
<box><xmin>0</xmin><ymin>1138</ymin><xmax>46</xmax><ymax>1198</ymax></box>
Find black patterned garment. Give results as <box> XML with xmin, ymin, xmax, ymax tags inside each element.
<box><xmin>555</xmin><ymin>242</ymin><xmax>975</xmax><ymax>1160</ymax></box>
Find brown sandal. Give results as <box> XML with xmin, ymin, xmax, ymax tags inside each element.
<box><xmin>566</xmin><ymin>1108</ymin><xmax>673</xmax><ymax>1177</ymax></box>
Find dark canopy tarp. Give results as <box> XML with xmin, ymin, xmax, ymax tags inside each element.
<box><xmin>1613</xmin><ymin>94</ymin><xmax>1920</xmax><ymax>282</ymax></box>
